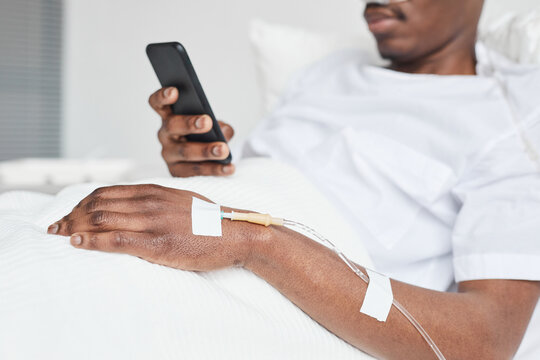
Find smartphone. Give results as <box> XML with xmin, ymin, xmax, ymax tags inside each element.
<box><xmin>146</xmin><ymin>42</ymin><xmax>232</xmax><ymax>164</ymax></box>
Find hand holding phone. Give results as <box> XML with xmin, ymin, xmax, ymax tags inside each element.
<box><xmin>148</xmin><ymin>87</ymin><xmax>235</xmax><ymax>177</ymax></box>
<box><xmin>147</xmin><ymin>42</ymin><xmax>234</xmax><ymax>177</ymax></box>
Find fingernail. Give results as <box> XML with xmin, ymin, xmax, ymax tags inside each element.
<box><xmin>48</xmin><ymin>223</ymin><xmax>59</xmax><ymax>234</ymax></box>
<box><xmin>71</xmin><ymin>235</ymin><xmax>82</xmax><ymax>246</ymax></box>
<box><xmin>195</xmin><ymin>116</ymin><xmax>205</xmax><ymax>129</ymax></box>
<box><xmin>212</xmin><ymin>145</ymin><xmax>222</xmax><ymax>157</ymax></box>
<box><xmin>223</xmin><ymin>165</ymin><xmax>233</xmax><ymax>174</ymax></box>
<box><xmin>164</xmin><ymin>87</ymin><xmax>172</xmax><ymax>98</ymax></box>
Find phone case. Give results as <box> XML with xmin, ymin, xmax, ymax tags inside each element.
<box><xmin>146</xmin><ymin>42</ymin><xmax>232</xmax><ymax>164</ymax></box>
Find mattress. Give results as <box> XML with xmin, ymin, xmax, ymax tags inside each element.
<box><xmin>0</xmin><ymin>158</ymin><xmax>375</xmax><ymax>360</ymax></box>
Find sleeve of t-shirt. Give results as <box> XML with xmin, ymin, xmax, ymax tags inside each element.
<box><xmin>451</xmin><ymin>118</ymin><xmax>540</xmax><ymax>283</ymax></box>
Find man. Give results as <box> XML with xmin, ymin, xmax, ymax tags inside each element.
<box><xmin>48</xmin><ymin>0</ymin><xmax>540</xmax><ymax>358</ymax></box>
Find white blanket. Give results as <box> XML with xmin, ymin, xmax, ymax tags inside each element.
<box><xmin>0</xmin><ymin>158</ymin><xmax>374</xmax><ymax>360</ymax></box>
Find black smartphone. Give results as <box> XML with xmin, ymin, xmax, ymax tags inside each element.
<box><xmin>146</xmin><ymin>42</ymin><xmax>232</xmax><ymax>164</ymax></box>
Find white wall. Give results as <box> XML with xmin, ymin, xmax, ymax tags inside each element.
<box><xmin>61</xmin><ymin>0</ymin><xmax>366</xmax><ymax>168</ymax></box>
<box><xmin>62</xmin><ymin>0</ymin><xmax>538</xmax><ymax>168</ymax></box>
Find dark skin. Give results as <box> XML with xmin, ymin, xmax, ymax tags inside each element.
<box><xmin>151</xmin><ymin>86</ymin><xmax>236</xmax><ymax>177</ymax></box>
<box><xmin>49</xmin><ymin>1</ymin><xmax>540</xmax><ymax>359</ymax></box>
<box><xmin>47</xmin><ymin>185</ymin><xmax>540</xmax><ymax>359</ymax></box>
<box><xmin>365</xmin><ymin>0</ymin><xmax>484</xmax><ymax>75</ymax></box>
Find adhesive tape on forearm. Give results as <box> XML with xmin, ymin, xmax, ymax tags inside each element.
<box><xmin>191</xmin><ymin>197</ymin><xmax>222</xmax><ymax>237</ymax></box>
<box><xmin>360</xmin><ymin>269</ymin><xmax>393</xmax><ymax>322</ymax></box>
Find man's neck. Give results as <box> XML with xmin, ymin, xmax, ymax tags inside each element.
<box><xmin>389</xmin><ymin>41</ymin><xmax>477</xmax><ymax>76</ymax></box>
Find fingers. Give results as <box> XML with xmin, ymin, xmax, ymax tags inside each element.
<box><xmin>72</xmin><ymin>195</ymin><xmax>162</xmax><ymax>217</ymax></box>
<box><xmin>148</xmin><ymin>87</ymin><xmax>178</xmax><ymax>118</ymax></box>
<box><xmin>159</xmin><ymin>117</ymin><xmax>233</xmax><ymax>165</ymax></box>
<box><xmin>162</xmin><ymin>141</ymin><xmax>230</xmax><ymax>163</ymax></box>
<box><xmin>168</xmin><ymin>162</ymin><xmax>235</xmax><ymax>177</ymax></box>
<box><xmin>52</xmin><ymin>211</ymin><xmax>151</xmax><ymax>236</ymax></box>
<box><xmin>150</xmin><ymin>86</ymin><xmax>235</xmax><ymax>143</ymax></box>
<box><xmin>46</xmin><ymin>184</ymin><xmax>168</xmax><ymax>236</ymax></box>
<box><xmin>158</xmin><ymin>117</ymin><xmax>234</xmax><ymax>142</ymax></box>
<box><xmin>218</xmin><ymin>121</ymin><xmax>235</xmax><ymax>142</ymax></box>
<box><xmin>149</xmin><ymin>88</ymin><xmax>236</xmax><ymax>178</ymax></box>
<box><xmin>159</xmin><ymin>114</ymin><xmax>213</xmax><ymax>139</ymax></box>
<box><xmin>85</xmin><ymin>184</ymin><xmax>162</xmax><ymax>200</ymax></box>
<box><xmin>69</xmin><ymin>231</ymin><xmax>152</xmax><ymax>256</ymax></box>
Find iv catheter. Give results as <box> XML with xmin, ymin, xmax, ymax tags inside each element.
<box><xmin>221</xmin><ymin>211</ymin><xmax>284</xmax><ymax>226</ymax></box>
<box><xmin>221</xmin><ymin>211</ymin><xmax>447</xmax><ymax>360</ymax></box>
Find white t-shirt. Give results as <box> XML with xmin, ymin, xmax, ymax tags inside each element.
<box><xmin>242</xmin><ymin>44</ymin><xmax>540</xmax><ymax>358</ymax></box>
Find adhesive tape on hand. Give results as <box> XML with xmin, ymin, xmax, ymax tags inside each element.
<box><xmin>191</xmin><ymin>197</ymin><xmax>222</xmax><ymax>237</ymax></box>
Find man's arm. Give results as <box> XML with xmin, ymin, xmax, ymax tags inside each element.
<box><xmin>49</xmin><ymin>185</ymin><xmax>540</xmax><ymax>360</ymax></box>
<box><xmin>247</xmin><ymin>226</ymin><xmax>540</xmax><ymax>360</ymax></box>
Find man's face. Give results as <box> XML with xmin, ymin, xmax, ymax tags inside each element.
<box><xmin>363</xmin><ymin>0</ymin><xmax>484</xmax><ymax>62</ymax></box>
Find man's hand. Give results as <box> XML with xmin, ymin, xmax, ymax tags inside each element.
<box><xmin>45</xmin><ymin>184</ymin><xmax>540</xmax><ymax>359</ymax></box>
<box><xmin>149</xmin><ymin>87</ymin><xmax>235</xmax><ymax>177</ymax></box>
<box><xmin>47</xmin><ymin>185</ymin><xmax>258</xmax><ymax>271</ymax></box>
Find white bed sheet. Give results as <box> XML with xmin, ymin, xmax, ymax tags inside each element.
<box><xmin>0</xmin><ymin>158</ymin><xmax>374</xmax><ymax>360</ymax></box>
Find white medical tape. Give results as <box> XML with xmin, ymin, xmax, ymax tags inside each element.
<box><xmin>191</xmin><ymin>197</ymin><xmax>222</xmax><ymax>237</ymax></box>
<box><xmin>360</xmin><ymin>268</ymin><xmax>393</xmax><ymax>322</ymax></box>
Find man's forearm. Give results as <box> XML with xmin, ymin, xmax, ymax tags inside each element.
<box><xmin>244</xmin><ymin>227</ymin><xmax>539</xmax><ymax>360</ymax></box>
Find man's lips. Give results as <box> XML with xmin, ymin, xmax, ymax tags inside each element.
<box><xmin>364</xmin><ymin>9</ymin><xmax>401</xmax><ymax>33</ymax></box>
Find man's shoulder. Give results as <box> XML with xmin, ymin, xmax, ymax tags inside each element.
<box><xmin>506</xmin><ymin>65</ymin><xmax>540</xmax><ymax>120</ymax></box>
<box><xmin>484</xmin><ymin>48</ymin><xmax>540</xmax><ymax>118</ymax></box>
<box><xmin>485</xmin><ymin>49</ymin><xmax>540</xmax><ymax>85</ymax></box>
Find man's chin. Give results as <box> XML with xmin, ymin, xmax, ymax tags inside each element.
<box><xmin>376</xmin><ymin>44</ymin><xmax>401</xmax><ymax>61</ymax></box>
<box><xmin>375</xmin><ymin>38</ymin><xmax>414</xmax><ymax>63</ymax></box>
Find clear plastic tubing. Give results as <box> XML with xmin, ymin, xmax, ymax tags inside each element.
<box><xmin>282</xmin><ymin>219</ymin><xmax>447</xmax><ymax>360</ymax></box>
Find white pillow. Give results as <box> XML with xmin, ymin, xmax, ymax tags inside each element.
<box><xmin>0</xmin><ymin>158</ymin><xmax>374</xmax><ymax>360</ymax></box>
<box><xmin>250</xmin><ymin>11</ymin><xmax>540</xmax><ymax>115</ymax></box>
<box><xmin>480</xmin><ymin>10</ymin><xmax>540</xmax><ymax>64</ymax></box>
<box><xmin>249</xmin><ymin>19</ymin><xmax>384</xmax><ymax>114</ymax></box>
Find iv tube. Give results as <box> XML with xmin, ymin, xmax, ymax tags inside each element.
<box><xmin>221</xmin><ymin>211</ymin><xmax>446</xmax><ymax>360</ymax></box>
<box><xmin>283</xmin><ymin>220</ymin><xmax>447</xmax><ymax>360</ymax></box>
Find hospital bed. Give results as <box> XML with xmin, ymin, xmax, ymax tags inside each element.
<box><xmin>1</xmin><ymin>7</ymin><xmax>540</xmax><ymax>359</ymax></box>
<box><xmin>0</xmin><ymin>158</ymin><xmax>375</xmax><ymax>359</ymax></box>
